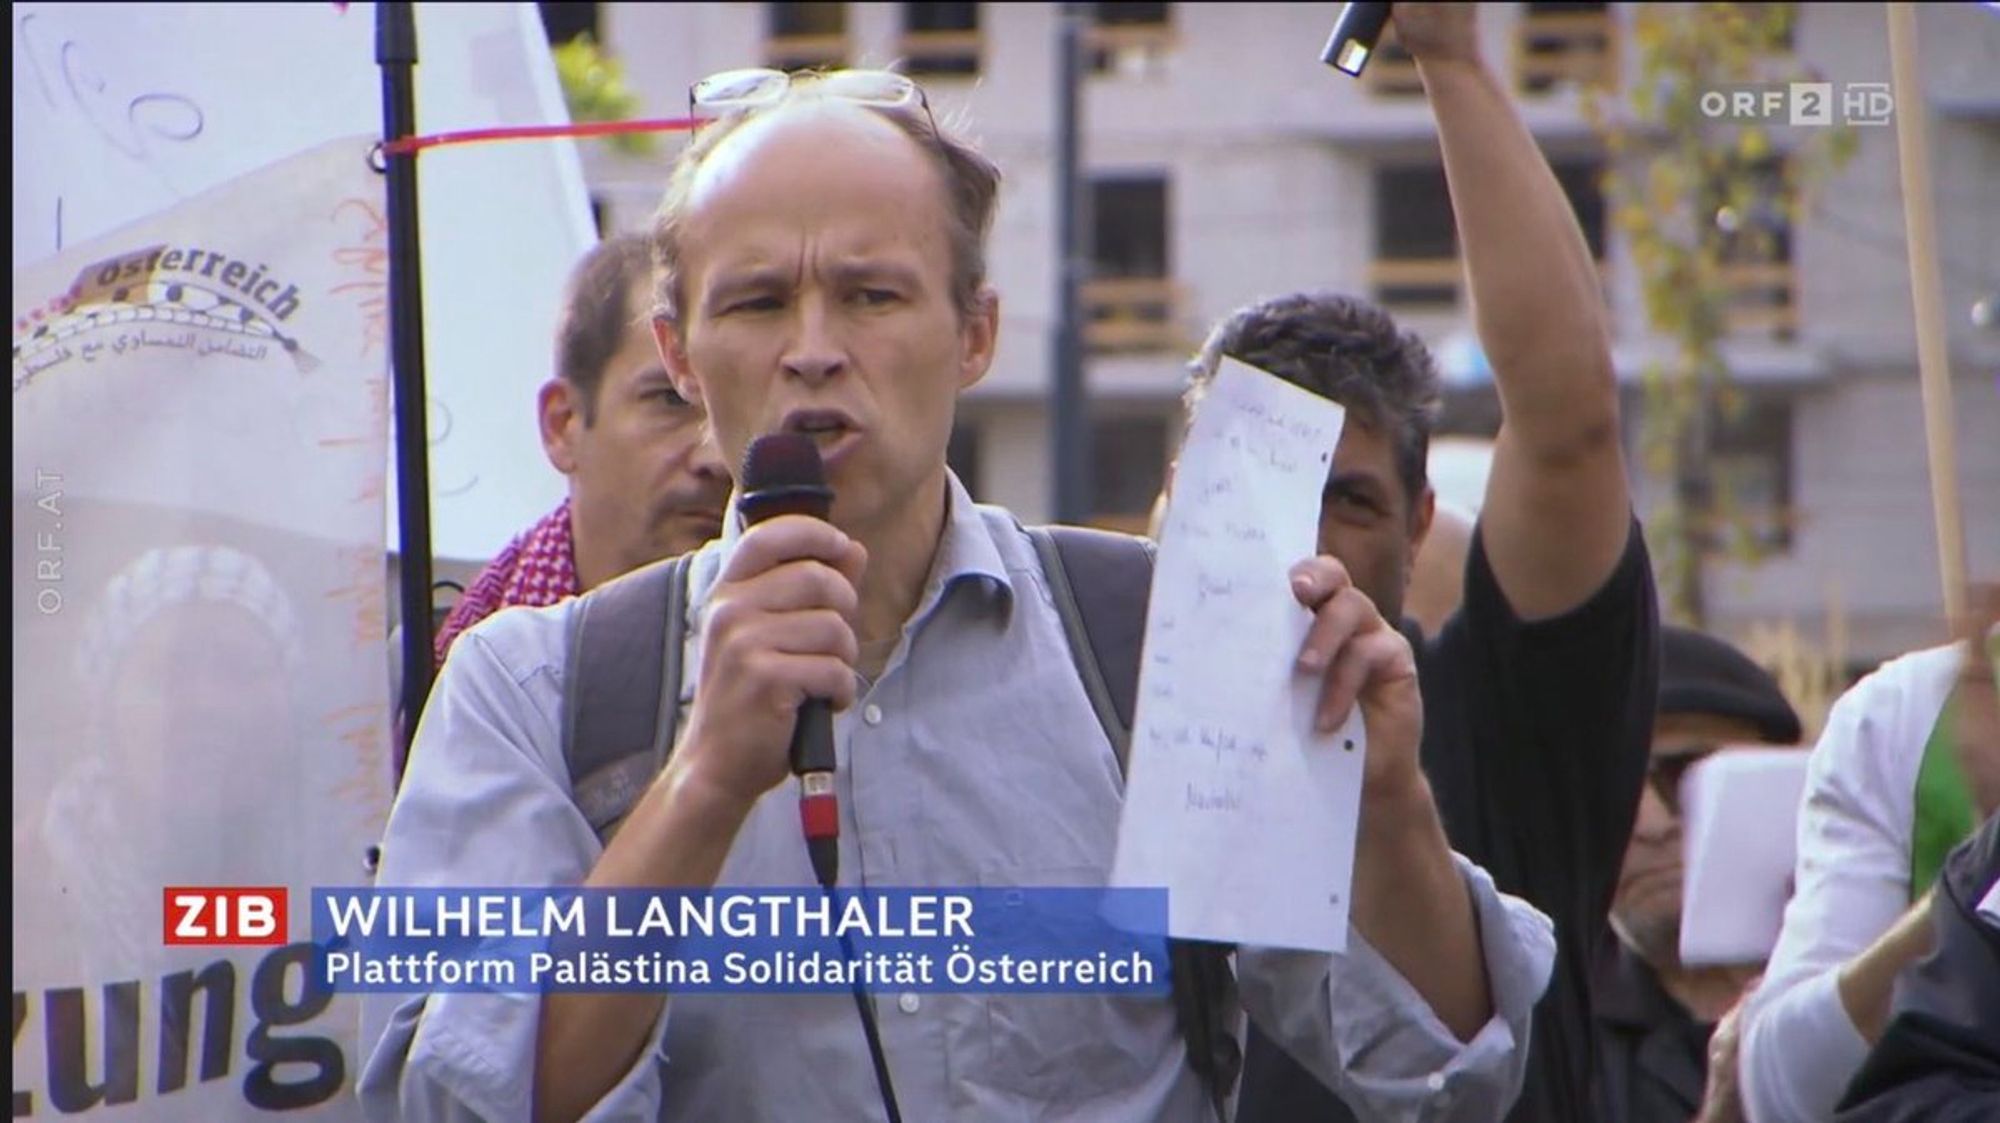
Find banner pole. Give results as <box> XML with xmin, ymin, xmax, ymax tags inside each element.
<box><xmin>379</xmin><ymin>1</ymin><xmax>436</xmax><ymax>774</ymax></box>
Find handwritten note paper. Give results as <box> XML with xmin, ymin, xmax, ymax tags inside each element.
<box><xmin>1110</xmin><ymin>357</ymin><xmax>1366</xmax><ymax>954</ymax></box>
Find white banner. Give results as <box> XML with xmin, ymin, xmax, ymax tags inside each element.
<box><xmin>11</xmin><ymin>1</ymin><xmax>593</xmax><ymax>562</ymax></box>
<box><xmin>12</xmin><ymin>137</ymin><xmax>392</xmax><ymax>1120</ymax></box>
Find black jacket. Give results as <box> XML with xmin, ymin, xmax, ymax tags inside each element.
<box><xmin>1835</xmin><ymin>811</ymin><xmax>2000</xmax><ymax>1122</ymax></box>
<box><xmin>1590</xmin><ymin>939</ymin><xmax>1712</xmax><ymax>1123</ymax></box>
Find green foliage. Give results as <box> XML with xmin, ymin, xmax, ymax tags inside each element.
<box><xmin>1582</xmin><ymin>2</ymin><xmax>1856</xmax><ymax>627</ymax></box>
<box><xmin>553</xmin><ymin>33</ymin><xmax>656</xmax><ymax>158</ymax></box>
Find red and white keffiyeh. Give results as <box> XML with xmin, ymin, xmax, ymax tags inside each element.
<box><xmin>432</xmin><ymin>499</ymin><xmax>580</xmax><ymax>665</ymax></box>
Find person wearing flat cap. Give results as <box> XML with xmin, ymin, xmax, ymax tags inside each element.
<box><xmin>1592</xmin><ymin>625</ymin><xmax>1805</xmax><ymax>1123</ymax></box>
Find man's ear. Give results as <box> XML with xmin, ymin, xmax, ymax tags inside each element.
<box><xmin>652</xmin><ymin>316</ymin><xmax>703</xmax><ymax>407</ymax></box>
<box><xmin>1406</xmin><ymin>485</ymin><xmax>1438</xmax><ymax>581</ymax></box>
<box><xmin>957</xmin><ymin>287</ymin><xmax>1001</xmax><ymax>392</ymax></box>
<box><xmin>538</xmin><ymin>379</ymin><xmax>581</xmax><ymax>475</ymax></box>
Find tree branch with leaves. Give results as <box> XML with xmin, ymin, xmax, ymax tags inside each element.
<box><xmin>553</xmin><ymin>33</ymin><xmax>658</xmax><ymax>159</ymax></box>
<box><xmin>1583</xmin><ymin>2</ymin><xmax>1856</xmax><ymax>628</ymax></box>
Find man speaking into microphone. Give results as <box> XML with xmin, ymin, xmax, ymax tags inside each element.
<box><xmin>359</xmin><ymin>52</ymin><xmax>1554</xmax><ymax>1123</ymax></box>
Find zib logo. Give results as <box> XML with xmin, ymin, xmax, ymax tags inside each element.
<box><xmin>163</xmin><ymin>887</ymin><xmax>289</xmax><ymax>946</ymax></box>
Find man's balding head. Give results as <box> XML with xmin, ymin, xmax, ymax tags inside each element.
<box><xmin>650</xmin><ymin>75</ymin><xmax>1001</xmax><ymax>327</ymax></box>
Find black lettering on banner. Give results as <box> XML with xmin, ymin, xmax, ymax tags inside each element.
<box><xmin>17</xmin><ymin>9</ymin><xmax>207</xmax><ymax>252</ymax></box>
<box><xmin>158</xmin><ymin>961</ymin><xmax>234</xmax><ymax>1094</ymax></box>
<box><xmin>244</xmin><ymin>943</ymin><xmax>343</xmax><ymax>1110</ymax></box>
<box><xmin>44</xmin><ymin>981</ymin><xmax>141</xmax><ymax>1111</ymax></box>
<box><xmin>13</xmin><ymin>992</ymin><xmax>28</xmax><ymax>1117</ymax></box>
<box><xmin>13</xmin><ymin>943</ymin><xmax>347</xmax><ymax>1115</ymax></box>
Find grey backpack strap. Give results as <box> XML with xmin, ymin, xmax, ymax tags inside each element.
<box><xmin>1031</xmin><ymin>524</ymin><xmax>1244</xmax><ymax>1122</ymax></box>
<box><xmin>1028</xmin><ymin>525</ymin><xmax>1150</xmax><ymax>769</ymax></box>
<box><xmin>563</xmin><ymin>555</ymin><xmax>693</xmax><ymax>838</ymax></box>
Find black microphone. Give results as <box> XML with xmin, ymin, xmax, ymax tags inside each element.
<box><xmin>739</xmin><ymin>434</ymin><xmax>906</xmax><ymax>1123</ymax></box>
<box><xmin>737</xmin><ymin>433</ymin><xmax>841</xmax><ymax>890</ymax></box>
<box><xmin>1321</xmin><ymin>2</ymin><xmax>1394</xmax><ymax>77</ymax></box>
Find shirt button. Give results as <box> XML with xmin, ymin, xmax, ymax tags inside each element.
<box><xmin>897</xmin><ymin>992</ymin><xmax>920</xmax><ymax>1014</ymax></box>
<box><xmin>1425</xmin><ymin>1072</ymin><xmax>1447</xmax><ymax>1094</ymax></box>
<box><xmin>863</xmin><ymin>704</ymin><xmax>884</xmax><ymax>726</ymax></box>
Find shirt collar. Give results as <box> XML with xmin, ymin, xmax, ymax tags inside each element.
<box><xmin>925</xmin><ymin>470</ymin><xmax>1013</xmax><ymax>615</ymax></box>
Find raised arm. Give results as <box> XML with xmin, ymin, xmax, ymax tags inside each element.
<box><xmin>1400</xmin><ymin>3</ymin><xmax>1631</xmax><ymax>620</ymax></box>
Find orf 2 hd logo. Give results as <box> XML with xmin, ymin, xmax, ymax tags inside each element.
<box><xmin>164</xmin><ymin>887</ymin><xmax>289</xmax><ymax>946</ymax></box>
<box><xmin>1699</xmin><ymin>82</ymin><xmax>1893</xmax><ymax>127</ymax></box>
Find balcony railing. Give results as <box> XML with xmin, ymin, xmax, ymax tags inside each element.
<box><xmin>1368</xmin><ymin>257</ymin><xmax>1464</xmax><ymax>308</ymax></box>
<box><xmin>1364</xmin><ymin>34</ymin><xmax>1425</xmax><ymax>99</ymax></box>
<box><xmin>1370</xmin><ymin>254</ymin><xmax>1617</xmax><ymax>313</ymax></box>
<box><xmin>1515</xmin><ymin>9</ymin><xmax>1619</xmax><ymax>94</ymax></box>
<box><xmin>1087</xmin><ymin>23</ymin><xmax>1177</xmax><ymax>77</ymax></box>
<box><xmin>766</xmin><ymin>33</ymin><xmax>847</xmax><ymax>72</ymax></box>
<box><xmin>1083</xmin><ymin>277</ymin><xmax>1189</xmax><ymax>354</ymax></box>
<box><xmin>1721</xmin><ymin>259</ymin><xmax>1800</xmax><ymax>337</ymax></box>
<box><xmin>897</xmin><ymin>28</ymin><xmax>981</xmax><ymax>76</ymax></box>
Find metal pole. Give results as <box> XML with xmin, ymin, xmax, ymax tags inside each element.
<box><xmin>378</xmin><ymin>1</ymin><xmax>436</xmax><ymax>773</ymax></box>
<box><xmin>1051</xmin><ymin>2</ymin><xmax>1093</xmax><ymax>525</ymax></box>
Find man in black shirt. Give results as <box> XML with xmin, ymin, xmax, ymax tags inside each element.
<box><xmin>1211</xmin><ymin>5</ymin><xmax>1658</xmax><ymax>1120</ymax></box>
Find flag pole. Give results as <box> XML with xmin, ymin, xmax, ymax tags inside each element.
<box><xmin>379</xmin><ymin>0</ymin><xmax>436</xmax><ymax>773</ymax></box>
<box><xmin>1886</xmin><ymin>2</ymin><xmax>1966</xmax><ymax>629</ymax></box>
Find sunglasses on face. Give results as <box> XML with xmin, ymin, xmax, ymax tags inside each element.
<box><xmin>688</xmin><ymin>67</ymin><xmax>940</xmax><ymax>138</ymax></box>
<box><xmin>1647</xmin><ymin>744</ymin><xmax>1722</xmax><ymax>816</ymax></box>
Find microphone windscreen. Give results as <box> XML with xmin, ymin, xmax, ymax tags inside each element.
<box><xmin>740</xmin><ymin>432</ymin><xmax>826</xmax><ymax>494</ymax></box>
<box><xmin>738</xmin><ymin>432</ymin><xmax>833</xmax><ymax>525</ymax></box>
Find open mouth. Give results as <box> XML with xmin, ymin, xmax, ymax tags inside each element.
<box><xmin>781</xmin><ymin>410</ymin><xmax>862</xmax><ymax>459</ymax></box>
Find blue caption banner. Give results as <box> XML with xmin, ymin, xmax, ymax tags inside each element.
<box><xmin>311</xmin><ymin>887</ymin><xmax>1171</xmax><ymax>996</ymax></box>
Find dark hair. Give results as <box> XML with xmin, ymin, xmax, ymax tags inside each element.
<box><xmin>1188</xmin><ymin>292</ymin><xmax>1442</xmax><ymax>507</ymax></box>
<box><xmin>554</xmin><ymin>233</ymin><xmax>654</xmax><ymax>423</ymax></box>
<box><xmin>649</xmin><ymin>76</ymin><xmax>1002</xmax><ymax>324</ymax></box>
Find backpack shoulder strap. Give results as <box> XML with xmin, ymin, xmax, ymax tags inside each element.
<box><xmin>563</xmin><ymin>555</ymin><xmax>693</xmax><ymax>838</ymax></box>
<box><xmin>1027</xmin><ymin>525</ymin><xmax>1153</xmax><ymax>771</ymax></box>
<box><xmin>1028</xmin><ymin>523</ymin><xmax>1243</xmax><ymax>1122</ymax></box>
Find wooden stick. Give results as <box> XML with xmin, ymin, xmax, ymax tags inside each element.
<box><xmin>1886</xmin><ymin>2</ymin><xmax>1967</xmax><ymax>628</ymax></box>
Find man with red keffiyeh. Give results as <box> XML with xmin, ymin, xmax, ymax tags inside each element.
<box><xmin>431</xmin><ymin>234</ymin><xmax>729</xmax><ymax>665</ymax></box>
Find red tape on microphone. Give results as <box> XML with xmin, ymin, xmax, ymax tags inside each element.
<box><xmin>799</xmin><ymin>793</ymin><xmax>839</xmax><ymax>841</ymax></box>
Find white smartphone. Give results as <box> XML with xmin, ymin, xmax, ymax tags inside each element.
<box><xmin>1676</xmin><ymin>747</ymin><xmax>1813</xmax><ymax>967</ymax></box>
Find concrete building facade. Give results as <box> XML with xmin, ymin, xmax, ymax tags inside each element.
<box><xmin>566</xmin><ymin>1</ymin><xmax>1999</xmax><ymax>672</ymax></box>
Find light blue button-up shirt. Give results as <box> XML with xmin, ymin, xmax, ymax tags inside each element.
<box><xmin>359</xmin><ymin>474</ymin><xmax>1554</xmax><ymax>1122</ymax></box>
